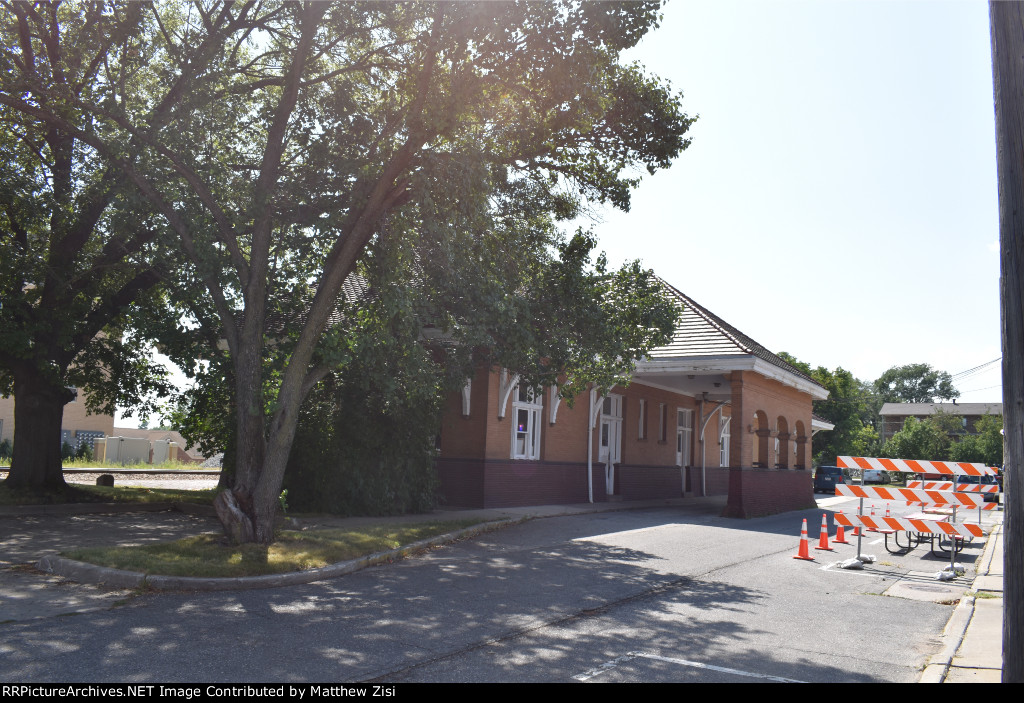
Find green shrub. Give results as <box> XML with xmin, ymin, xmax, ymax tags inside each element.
<box><xmin>282</xmin><ymin>367</ymin><xmax>442</xmax><ymax>516</ymax></box>
<box><xmin>75</xmin><ymin>442</ymin><xmax>94</xmax><ymax>461</ymax></box>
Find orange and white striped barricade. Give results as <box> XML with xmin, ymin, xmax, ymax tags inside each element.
<box><xmin>834</xmin><ymin>513</ymin><xmax>983</xmax><ymax>568</ymax></box>
<box><xmin>833</xmin><ymin>484</ymin><xmax>993</xmax><ymax>550</ymax></box>
<box><xmin>837</xmin><ymin>457</ymin><xmax>999</xmax><ymax>478</ymax></box>
<box><xmin>906</xmin><ymin>480</ymin><xmax>999</xmax><ymax>493</ymax></box>
<box><xmin>833</xmin><ymin>484</ymin><xmax>993</xmax><ymax>508</ymax></box>
<box><xmin>899</xmin><ymin>480</ymin><xmax>1000</xmax><ymax>522</ymax></box>
<box><xmin>837</xmin><ymin>459</ymin><xmax>1001</xmax><ymax>526</ymax></box>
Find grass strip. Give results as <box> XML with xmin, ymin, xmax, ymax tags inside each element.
<box><xmin>61</xmin><ymin>519</ymin><xmax>487</xmax><ymax>578</ymax></box>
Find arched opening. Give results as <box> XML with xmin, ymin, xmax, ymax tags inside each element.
<box><xmin>775</xmin><ymin>416</ymin><xmax>789</xmax><ymax>468</ymax></box>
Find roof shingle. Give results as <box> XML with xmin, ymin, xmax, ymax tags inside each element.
<box><xmin>650</xmin><ymin>277</ymin><xmax>821</xmax><ymax>388</ymax></box>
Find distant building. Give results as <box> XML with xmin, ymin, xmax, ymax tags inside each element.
<box><xmin>109</xmin><ymin>427</ymin><xmax>207</xmax><ymax>464</ymax></box>
<box><xmin>878</xmin><ymin>402</ymin><xmax>1003</xmax><ymax>444</ymax></box>
<box><xmin>0</xmin><ymin>389</ymin><xmax>114</xmax><ymax>450</ymax></box>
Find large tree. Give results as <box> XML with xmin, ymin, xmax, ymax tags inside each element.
<box><xmin>0</xmin><ymin>3</ymin><xmax>180</xmax><ymax>491</ymax></box>
<box><xmin>777</xmin><ymin>352</ymin><xmax>879</xmax><ymax>465</ymax></box>
<box><xmin>3</xmin><ymin>2</ymin><xmax>693</xmax><ymax>541</ymax></box>
<box><xmin>873</xmin><ymin>363</ymin><xmax>957</xmax><ymax>404</ymax></box>
<box><xmin>880</xmin><ymin>416</ymin><xmax>952</xmax><ymax>462</ymax></box>
<box><xmin>949</xmin><ymin>414</ymin><xmax>1003</xmax><ymax>467</ymax></box>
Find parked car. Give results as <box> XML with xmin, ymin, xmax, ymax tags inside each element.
<box><xmin>862</xmin><ymin>469</ymin><xmax>891</xmax><ymax>484</ymax></box>
<box><xmin>813</xmin><ymin>466</ymin><xmax>851</xmax><ymax>493</ymax></box>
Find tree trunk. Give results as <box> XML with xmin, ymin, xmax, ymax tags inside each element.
<box><xmin>214</xmin><ymin>364</ymin><xmax>265</xmax><ymax>543</ymax></box>
<box><xmin>3</xmin><ymin>370</ymin><xmax>72</xmax><ymax>491</ymax></box>
<box><xmin>990</xmin><ymin>0</ymin><xmax>1024</xmax><ymax>683</ymax></box>
<box><xmin>216</xmin><ymin>369</ymin><xmax>305</xmax><ymax>545</ymax></box>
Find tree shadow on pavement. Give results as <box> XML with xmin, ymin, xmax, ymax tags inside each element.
<box><xmin>0</xmin><ymin>519</ymin><xmax>931</xmax><ymax>684</ymax></box>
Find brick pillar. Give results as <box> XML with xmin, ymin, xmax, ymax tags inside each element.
<box><xmin>726</xmin><ymin>372</ymin><xmax>748</xmax><ymax>517</ymax></box>
<box><xmin>729</xmin><ymin>372</ymin><xmax>748</xmax><ymax>469</ymax></box>
<box><xmin>795</xmin><ymin>434</ymin><xmax>808</xmax><ymax>470</ymax></box>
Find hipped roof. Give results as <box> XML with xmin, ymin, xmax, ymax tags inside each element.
<box><xmin>649</xmin><ymin>278</ymin><xmax>823</xmax><ymax>390</ymax></box>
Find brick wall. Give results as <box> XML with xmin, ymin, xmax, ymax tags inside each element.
<box><xmin>721</xmin><ymin>467</ymin><xmax>815</xmax><ymax>518</ymax></box>
<box><xmin>435</xmin><ymin>458</ymin><xmax>487</xmax><ymax>508</ymax></box>
<box><xmin>617</xmin><ymin>464</ymin><xmax>684</xmax><ymax>500</ymax></box>
<box><xmin>729</xmin><ymin>371</ymin><xmax>814</xmax><ymax>470</ymax></box>
<box><xmin>435</xmin><ymin>457</ymin><xmax>604</xmax><ymax>508</ymax></box>
<box><xmin>688</xmin><ymin>465</ymin><xmax>730</xmax><ymax>496</ymax></box>
<box><xmin>438</xmin><ymin>367</ymin><xmax>490</xmax><ymax>460</ymax></box>
<box><xmin>437</xmin><ymin>365</ymin><xmax>817</xmax><ymax>515</ymax></box>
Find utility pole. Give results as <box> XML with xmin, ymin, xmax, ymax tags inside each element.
<box><xmin>990</xmin><ymin>0</ymin><xmax>1024</xmax><ymax>683</ymax></box>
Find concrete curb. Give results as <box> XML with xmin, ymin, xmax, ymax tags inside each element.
<box><xmin>36</xmin><ymin>518</ymin><xmax>521</xmax><ymax>592</ymax></box>
<box><xmin>919</xmin><ymin>522</ymin><xmax>1003</xmax><ymax>683</ymax></box>
<box><xmin>920</xmin><ymin>595</ymin><xmax>975</xmax><ymax>683</ymax></box>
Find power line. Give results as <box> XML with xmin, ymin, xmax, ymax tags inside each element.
<box><xmin>954</xmin><ymin>384</ymin><xmax>1002</xmax><ymax>394</ymax></box>
<box><xmin>951</xmin><ymin>357</ymin><xmax>1001</xmax><ymax>380</ymax></box>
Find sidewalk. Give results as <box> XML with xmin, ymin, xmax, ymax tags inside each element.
<box><xmin>921</xmin><ymin>519</ymin><xmax>1004</xmax><ymax>683</ymax></box>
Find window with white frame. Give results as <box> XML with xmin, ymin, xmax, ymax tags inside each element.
<box><xmin>599</xmin><ymin>394</ymin><xmax>623</xmax><ymax>463</ymax></box>
<box><xmin>720</xmin><ymin>416</ymin><xmax>731</xmax><ymax>467</ymax></box>
<box><xmin>511</xmin><ymin>384</ymin><xmax>543</xmax><ymax>460</ymax></box>
<box><xmin>676</xmin><ymin>408</ymin><xmax>693</xmax><ymax>467</ymax></box>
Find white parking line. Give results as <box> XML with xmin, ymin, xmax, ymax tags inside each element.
<box><xmin>573</xmin><ymin>651</ymin><xmax>806</xmax><ymax>683</ymax></box>
<box><xmin>819</xmin><ymin>561</ymin><xmax>889</xmax><ymax>577</ymax></box>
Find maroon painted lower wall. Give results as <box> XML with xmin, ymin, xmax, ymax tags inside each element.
<box><xmin>436</xmin><ymin>459</ymin><xmax>690</xmax><ymax>508</ymax></box>
<box><xmin>437</xmin><ymin>459</ymin><xmax>813</xmax><ymax>515</ymax></box>
<box><xmin>617</xmin><ymin>464</ymin><xmax>685</xmax><ymax>501</ymax></box>
<box><xmin>434</xmin><ymin>458</ymin><xmax>486</xmax><ymax>509</ymax></box>
<box><xmin>436</xmin><ymin>458</ymin><xmax>600</xmax><ymax>508</ymax></box>
<box><xmin>683</xmin><ymin>466</ymin><xmax>730</xmax><ymax>497</ymax></box>
<box><xmin>721</xmin><ymin>467</ymin><xmax>815</xmax><ymax>518</ymax></box>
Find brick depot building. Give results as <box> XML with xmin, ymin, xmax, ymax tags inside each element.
<box><xmin>435</xmin><ymin>279</ymin><xmax>830</xmax><ymax>518</ymax></box>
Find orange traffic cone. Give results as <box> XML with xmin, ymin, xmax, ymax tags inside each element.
<box><xmin>794</xmin><ymin>519</ymin><xmax>814</xmax><ymax>561</ymax></box>
<box><xmin>834</xmin><ymin>510</ymin><xmax>850</xmax><ymax>544</ymax></box>
<box><xmin>867</xmin><ymin>504</ymin><xmax>879</xmax><ymax>532</ymax></box>
<box><xmin>814</xmin><ymin>513</ymin><xmax>833</xmax><ymax>551</ymax></box>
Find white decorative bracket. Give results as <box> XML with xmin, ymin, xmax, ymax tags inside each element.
<box><xmin>498</xmin><ymin>368</ymin><xmax>520</xmax><ymax>420</ymax></box>
<box><xmin>589</xmin><ymin>388</ymin><xmax>605</xmax><ymax>429</ymax></box>
<box><xmin>699</xmin><ymin>401</ymin><xmax>727</xmax><ymax>442</ymax></box>
<box><xmin>461</xmin><ymin>379</ymin><xmax>472</xmax><ymax>417</ymax></box>
<box><xmin>549</xmin><ymin>384</ymin><xmax>562</xmax><ymax>425</ymax></box>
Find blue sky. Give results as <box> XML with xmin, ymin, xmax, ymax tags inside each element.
<box><xmin>118</xmin><ymin>0</ymin><xmax>1002</xmax><ymax>427</ymax></box>
<box><xmin>583</xmin><ymin>0</ymin><xmax>1002</xmax><ymax>400</ymax></box>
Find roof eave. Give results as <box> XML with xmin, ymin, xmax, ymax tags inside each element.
<box><xmin>634</xmin><ymin>354</ymin><xmax>829</xmax><ymax>400</ymax></box>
